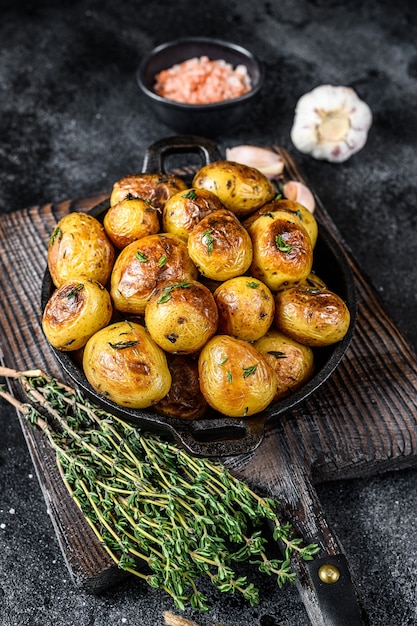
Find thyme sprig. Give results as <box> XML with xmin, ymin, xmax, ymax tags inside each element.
<box><xmin>0</xmin><ymin>366</ymin><xmax>319</xmax><ymax>612</ymax></box>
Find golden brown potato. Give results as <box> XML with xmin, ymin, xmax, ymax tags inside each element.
<box><xmin>110</xmin><ymin>173</ymin><xmax>188</xmax><ymax>209</ymax></box>
<box><xmin>145</xmin><ymin>279</ymin><xmax>218</xmax><ymax>353</ymax></box>
<box><xmin>111</xmin><ymin>233</ymin><xmax>198</xmax><ymax>315</ymax></box>
<box><xmin>154</xmin><ymin>354</ymin><xmax>208</xmax><ymax>420</ymax></box>
<box><xmin>47</xmin><ymin>212</ymin><xmax>115</xmax><ymax>288</ymax></box>
<box><xmin>82</xmin><ymin>320</ymin><xmax>171</xmax><ymax>409</ymax></box>
<box><xmin>300</xmin><ymin>271</ymin><xmax>327</xmax><ymax>291</ymax></box>
<box><xmin>254</xmin><ymin>328</ymin><xmax>314</xmax><ymax>400</ymax></box>
<box><xmin>187</xmin><ymin>209</ymin><xmax>253</xmax><ymax>281</ymax></box>
<box><xmin>42</xmin><ymin>278</ymin><xmax>113</xmax><ymax>351</ymax></box>
<box><xmin>192</xmin><ymin>160</ymin><xmax>276</xmax><ymax>216</ymax></box>
<box><xmin>162</xmin><ymin>187</ymin><xmax>224</xmax><ymax>240</ymax></box>
<box><xmin>274</xmin><ymin>285</ymin><xmax>351</xmax><ymax>346</ymax></box>
<box><xmin>244</xmin><ymin>199</ymin><xmax>318</xmax><ymax>248</ymax></box>
<box><xmin>103</xmin><ymin>197</ymin><xmax>160</xmax><ymax>249</ymax></box>
<box><xmin>213</xmin><ymin>276</ymin><xmax>274</xmax><ymax>341</ymax></box>
<box><xmin>198</xmin><ymin>335</ymin><xmax>277</xmax><ymax>417</ymax></box>
<box><xmin>247</xmin><ymin>210</ymin><xmax>313</xmax><ymax>291</ymax></box>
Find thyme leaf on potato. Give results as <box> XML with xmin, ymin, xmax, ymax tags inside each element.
<box><xmin>201</xmin><ymin>229</ymin><xmax>214</xmax><ymax>255</ymax></box>
<box><xmin>135</xmin><ymin>250</ymin><xmax>149</xmax><ymax>262</ymax></box>
<box><xmin>157</xmin><ymin>281</ymin><xmax>192</xmax><ymax>304</ymax></box>
<box><xmin>275</xmin><ymin>234</ymin><xmax>293</xmax><ymax>254</ymax></box>
<box><xmin>108</xmin><ymin>340</ymin><xmax>139</xmax><ymax>350</ymax></box>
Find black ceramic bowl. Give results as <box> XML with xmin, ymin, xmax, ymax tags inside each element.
<box><xmin>137</xmin><ymin>38</ymin><xmax>263</xmax><ymax>136</ymax></box>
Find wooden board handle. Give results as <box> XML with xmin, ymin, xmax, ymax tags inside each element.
<box><xmin>286</xmin><ymin>476</ymin><xmax>367</xmax><ymax>626</ymax></box>
<box><xmin>225</xmin><ymin>428</ymin><xmax>367</xmax><ymax>625</ymax></box>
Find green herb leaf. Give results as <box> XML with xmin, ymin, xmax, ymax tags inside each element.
<box><xmin>108</xmin><ymin>340</ymin><xmax>139</xmax><ymax>350</ymax></box>
<box><xmin>66</xmin><ymin>283</ymin><xmax>84</xmax><ymax>299</ymax></box>
<box><xmin>267</xmin><ymin>350</ymin><xmax>287</xmax><ymax>359</ymax></box>
<box><xmin>243</xmin><ymin>365</ymin><xmax>257</xmax><ymax>378</ymax></box>
<box><xmin>157</xmin><ymin>281</ymin><xmax>192</xmax><ymax>304</ymax></box>
<box><xmin>49</xmin><ymin>226</ymin><xmax>63</xmax><ymax>246</ymax></box>
<box><xmin>201</xmin><ymin>229</ymin><xmax>214</xmax><ymax>255</ymax></box>
<box><xmin>275</xmin><ymin>234</ymin><xmax>293</xmax><ymax>253</ymax></box>
<box><xmin>182</xmin><ymin>189</ymin><xmax>198</xmax><ymax>200</ymax></box>
<box><xmin>135</xmin><ymin>251</ymin><xmax>149</xmax><ymax>262</ymax></box>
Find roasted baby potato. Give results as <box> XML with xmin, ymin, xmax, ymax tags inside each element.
<box><xmin>154</xmin><ymin>354</ymin><xmax>208</xmax><ymax>420</ymax></box>
<box><xmin>198</xmin><ymin>335</ymin><xmax>277</xmax><ymax>417</ymax></box>
<box><xmin>103</xmin><ymin>196</ymin><xmax>160</xmax><ymax>249</ymax></box>
<box><xmin>254</xmin><ymin>328</ymin><xmax>314</xmax><ymax>400</ymax></box>
<box><xmin>42</xmin><ymin>278</ymin><xmax>113</xmax><ymax>351</ymax></box>
<box><xmin>300</xmin><ymin>271</ymin><xmax>327</xmax><ymax>291</ymax></box>
<box><xmin>110</xmin><ymin>173</ymin><xmax>187</xmax><ymax>209</ymax></box>
<box><xmin>82</xmin><ymin>320</ymin><xmax>171</xmax><ymax>408</ymax></box>
<box><xmin>274</xmin><ymin>284</ymin><xmax>351</xmax><ymax>346</ymax></box>
<box><xmin>244</xmin><ymin>199</ymin><xmax>318</xmax><ymax>248</ymax></box>
<box><xmin>144</xmin><ymin>279</ymin><xmax>219</xmax><ymax>353</ymax></box>
<box><xmin>162</xmin><ymin>187</ymin><xmax>224</xmax><ymax>240</ymax></box>
<box><xmin>192</xmin><ymin>160</ymin><xmax>276</xmax><ymax>216</ymax></box>
<box><xmin>187</xmin><ymin>209</ymin><xmax>253</xmax><ymax>281</ymax></box>
<box><xmin>48</xmin><ymin>212</ymin><xmax>115</xmax><ymax>288</ymax></box>
<box><xmin>247</xmin><ymin>210</ymin><xmax>313</xmax><ymax>291</ymax></box>
<box><xmin>111</xmin><ymin>233</ymin><xmax>198</xmax><ymax>315</ymax></box>
<box><xmin>213</xmin><ymin>276</ymin><xmax>274</xmax><ymax>341</ymax></box>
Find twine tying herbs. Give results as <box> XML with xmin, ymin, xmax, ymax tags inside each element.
<box><xmin>0</xmin><ymin>366</ymin><xmax>319</xmax><ymax>612</ymax></box>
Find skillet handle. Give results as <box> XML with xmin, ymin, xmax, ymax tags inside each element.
<box><xmin>141</xmin><ymin>135</ymin><xmax>222</xmax><ymax>173</ymax></box>
<box><xmin>167</xmin><ymin>415</ymin><xmax>266</xmax><ymax>458</ymax></box>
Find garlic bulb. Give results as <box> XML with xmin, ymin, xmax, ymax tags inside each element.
<box><xmin>290</xmin><ymin>85</ymin><xmax>372</xmax><ymax>163</ymax></box>
<box><xmin>225</xmin><ymin>145</ymin><xmax>285</xmax><ymax>179</ymax></box>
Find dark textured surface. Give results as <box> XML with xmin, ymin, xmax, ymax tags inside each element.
<box><xmin>1</xmin><ymin>1</ymin><xmax>417</xmax><ymax>625</ymax></box>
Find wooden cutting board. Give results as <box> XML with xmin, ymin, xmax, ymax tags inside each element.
<box><xmin>1</xmin><ymin>145</ymin><xmax>417</xmax><ymax>625</ymax></box>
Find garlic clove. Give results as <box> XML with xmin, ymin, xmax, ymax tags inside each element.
<box><xmin>290</xmin><ymin>84</ymin><xmax>372</xmax><ymax>163</ymax></box>
<box><xmin>283</xmin><ymin>181</ymin><xmax>315</xmax><ymax>213</ymax></box>
<box><xmin>225</xmin><ymin>145</ymin><xmax>285</xmax><ymax>179</ymax></box>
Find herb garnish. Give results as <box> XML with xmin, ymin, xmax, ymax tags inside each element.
<box><xmin>268</xmin><ymin>350</ymin><xmax>287</xmax><ymax>359</ymax></box>
<box><xmin>201</xmin><ymin>229</ymin><xmax>214</xmax><ymax>255</ymax></box>
<box><xmin>182</xmin><ymin>189</ymin><xmax>198</xmax><ymax>200</ymax></box>
<box><xmin>275</xmin><ymin>234</ymin><xmax>293</xmax><ymax>253</ymax></box>
<box><xmin>135</xmin><ymin>251</ymin><xmax>149</xmax><ymax>262</ymax></box>
<box><xmin>0</xmin><ymin>366</ymin><xmax>319</xmax><ymax>613</ymax></box>
<box><xmin>66</xmin><ymin>283</ymin><xmax>84</xmax><ymax>299</ymax></box>
<box><xmin>243</xmin><ymin>364</ymin><xmax>257</xmax><ymax>378</ymax></box>
<box><xmin>49</xmin><ymin>226</ymin><xmax>63</xmax><ymax>246</ymax></box>
<box><xmin>108</xmin><ymin>339</ymin><xmax>139</xmax><ymax>350</ymax></box>
<box><xmin>157</xmin><ymin>281</ymin><xmax>192</xmax><ymax>304</ymax></box>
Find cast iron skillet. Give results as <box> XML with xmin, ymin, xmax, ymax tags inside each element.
<box><xmin>41</xmin><ymin>136</ymin><xmax>357</xmax><ymax>457</ymax></box>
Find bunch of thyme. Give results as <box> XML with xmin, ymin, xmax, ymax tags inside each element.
<box><xmin>0</xmin><ymin>366</ymin><xmax>319</xmax><ymax>612</ymax></box>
